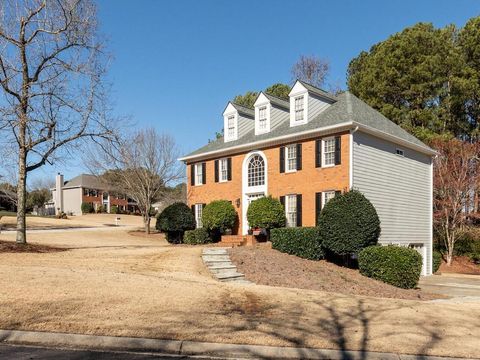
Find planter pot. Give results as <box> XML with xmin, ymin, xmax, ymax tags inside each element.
<box><xmin>224</xmin><ymin>229</ymin><xmax>232</xmax><ymax>235</ymax></box>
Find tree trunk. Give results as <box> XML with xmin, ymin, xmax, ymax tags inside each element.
<box><xmin>16</xmin><ymin>149</ymin><xmax>27</xmax><ymax>244</ymax></box>
<box><xmin>144</xmin><ymin>214</ymin><xmax>150</xmax><ymax>234</ymax></box>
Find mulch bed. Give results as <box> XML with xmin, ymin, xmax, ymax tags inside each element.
<box><xmin>0</xmin><ymin>240</ymin><xmax>67</xmax><ymax>253</ymax></box>
<box><xmin>229</xmin><ymin>246</ymin><xmax>442</xmax><ymax>301</ymax></box>
<box><xmin>439</xmin><ymin>256</ymin><xmax>480</xmax><ymax>275</ymax></box>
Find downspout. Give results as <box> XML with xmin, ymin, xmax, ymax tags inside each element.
<box><xmin>349</xmin><ymin>125</ymin><xmax>359</xmax><ymax>190</ymax></box>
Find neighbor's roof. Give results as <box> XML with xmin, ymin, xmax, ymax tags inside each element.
<box><xmin>63</xmin><ymin>174</ymin><xmax>106</xmax><ymax>190</ymax></box>
<box><xmin>181</xmin><ymin>90</ymin><xmax>434</xmax><ymax>161</ymax></box>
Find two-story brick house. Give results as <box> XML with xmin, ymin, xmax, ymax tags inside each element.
<box><xmin>180</xmin><ymin>80</ymin><xmax>436</xmax><ymax>275</ymax></box>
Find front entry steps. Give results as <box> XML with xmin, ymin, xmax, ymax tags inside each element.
<box><xmin>202</xmin><ymin>248</ymin><xmax>253</xmax><ymax>284</ymax></box>
<box><xmin>219</xmin><ymin>235</ymin><xmax>257</xmax><ymax>247</ymax></box>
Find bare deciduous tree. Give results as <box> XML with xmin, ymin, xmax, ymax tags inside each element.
<box><xmin>431</xmin><ymin>138</ymin><xmax>480</xmax><ymax>265</ymax></box>
<box><xmin>0</xmin><ymin>0</ymin><xmax>117</xmax><ymax>244</ymax></box>
<box><xmin>90</xmin><ymin>129</ymin><xmax>183</xmax><ymax>234</ymax></box>
<box><xmin>291</xmin><ymin>55</ymin><xmax>330</xmax><ymax>88</ymax></box>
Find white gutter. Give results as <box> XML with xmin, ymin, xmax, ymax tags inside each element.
<box><xmin>349</xmin><ymin>126</ymin><xmax>359</xmax><ymax>189</ymax></box>
<box><xmin>179</xmin><ymin>120</ymin><xmax>437</xmax><ymax>162</ymax></box>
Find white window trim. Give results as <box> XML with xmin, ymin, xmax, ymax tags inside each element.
<box><xmin>285</xmin><ymin>144</ymin><xmax>297</xmax><ymax>173</ymax></box>
<box><xmin>224</xmin><ymin>112</ymin><xmax>238</xmax><ymax>142</ymax></box>
<box><xmin>219</xmin><ymin>158</ymin><xmax>228</xmax><ymax>183</ymax></box>
<box><xmin>322</xmin><ymin>190</ymin><xmax>336</xmax><ymax>208</ymax></box>
<box><xmin>289</xmin><ymin>91</ymin><xmax>308</xmax><ymax>126</ymax></box>
<box><xmin>255</xmin><ymin>103</ymin><xmax>271</xmax><ymax>135</ymax></box>
<box><xmin>322</xmin><ymin>136</ymin><xmax>336</xmax><ymax>168</ymax></box>
<box><xmin>285</xmin><ymin>194</ymin><xmax>297</xmax><ymax>228</ymax></box>
<box><xmin>194</xmin><ymin>204</ymin><xmax>203</xmax><ymax>228</ymax></box>
<box><xmin>194</xmin><ymin>163</ymin><xmax>203</xmax><ymax>186</ymax></box>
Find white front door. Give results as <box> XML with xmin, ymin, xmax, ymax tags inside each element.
<box><xmin>244</xmin><ymin>193</ymin><xmax>264</xmax><ymax>233</ymax></box>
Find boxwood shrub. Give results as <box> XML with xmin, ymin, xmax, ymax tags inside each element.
<box><xmin>81</xmin><ymin>202</ymin><xmax>94</xmax><ymax>214</ymax></box>
<box><xmin>433</xmin><ymin>251</ymin><xmax>442</xmax><ymax>273</ymax></box>
<box><xmin>202</xmin><ymin>200</ymin><xmax>237</xmax><ymax>233</ymax></box>
<box><xmin>184</xmin><ymin>228</ymin><xmax>212</xmax><ymax>245</ymax></box>
<box><xmin>271</xmin><ymin>227</ymin><xmax>324</xmax><ymax>260</ymax></box>
<box><xmin>319</xmin><ymin>190</ymin><xmax>380</xmax><ymax>256</ymax></box>
<box><xmin>247</xmin><ymin>196</ymin><xmax>285</xmax><ymax>230</ymax></box>
<box><xmin>156</xmin><ymin>202</ymin><xmax>196</xmax><ymax>244</ymax></box>
<box><xmin>358</xmin><ymin>245</ymin><xmax>422</xmax><ymax>289</ymax></box>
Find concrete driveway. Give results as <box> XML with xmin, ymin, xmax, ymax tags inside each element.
<box><xmin>419</xmin><ymin>273</ymin><xmax>480</xmax><ymax>298</ymax></box>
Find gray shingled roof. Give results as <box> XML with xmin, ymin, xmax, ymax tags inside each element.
<box><xmin>263</xmin><ymin>92</ymin><xmax>290</xmax><ymax>109</ymax></box>
<box><xmin>231</xmin><ymin>103</ymin><xmax>254</xmax><ymax>118</ymax></box>
<box><xmin>182</xmin><ymin>91</ymin><xmax>432</xmax><ymax>159</ymax></box>
<box><xmin>298</xmin><ymin>80</ymin><xmax>337</xmax><ymax>102</ymax></box>
<box><xmin>64</xmin><ymin>174</ymin><xmax>106</xmax><ymax>189</ymax></box>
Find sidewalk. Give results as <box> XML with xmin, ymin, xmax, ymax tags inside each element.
<box><xmin>0</xmin><ymin>329</ymin><xmax>475</xmax><ymax>360</ymax></box>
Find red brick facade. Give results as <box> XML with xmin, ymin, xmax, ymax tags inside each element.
<box><xmin>187</xmin><ymin>131</ymin><xmax>350</xmax><ymax>234</ymax></box>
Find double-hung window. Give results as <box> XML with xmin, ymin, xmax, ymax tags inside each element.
<box><xmin>286</xmin><ymin>195</ymin><xmax>297</xmax><ymax>227</ymax></box>
<box><xmin>227</xmin><ymin>115</ymin><xmax>235</xmax><ymax>139</ymax></box>
<box><xmin>294</xmin><ymin>96</ymin><xmax>304</xmax><ymax>122</ymax></box>
<box><xmin>195</xmin><ymin>163</ymin><xmax>203</xmax><ymax>185</ymax></box>
<box><xmin>286</xmin><ymin>144</ymin><xmax>297</xmax><ymax>172</ymax></box>
<box><xmin>323</xmin><ymin>191</ymin><xmax>336</xmax><ymax>207</ymax></box>
<box><xmin>219</xmin><ymin>158</ymin><xmax>228</xmax><ymax>182</ymax></box>
<box><xmin>259</xmin><ymin>106</ymin><xmax>267</xmax><ymax>131</ymax></box>
<box><xmin>323</xmin><ymin>137</ymin><xmax>335</xmax><ymax>166</ymax></box>
<box><xmin>194</xmin><ymin>204</ymin><xmax>203</xmax><ymax>228</ymax></box>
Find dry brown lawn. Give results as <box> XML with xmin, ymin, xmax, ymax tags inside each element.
<box><xmin>0</xmin><ymin>227</ymin><xmax>479</xmax><ymax>358</ymax></box>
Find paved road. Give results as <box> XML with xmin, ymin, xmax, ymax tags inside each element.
<box><xmin>419</xmin><ymin>274</ymin><xmax>480</xmax><ymax>298</ymax></box>
<box><xmin>0</xmin><ymin>344</ymin><xmax>226</xmax><ymax>360</ymax></box>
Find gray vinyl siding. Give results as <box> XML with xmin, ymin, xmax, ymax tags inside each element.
<box><xmin>352</xmin><ymin>131</ymin><xmax>433</xmax><ymax>275</ymax></box>
<box><xmin>308</xmin><ymin>93</ymin><xmax>331</xmax><ymax>119</ymax></box>
<box><xmin>270</xmin><ymin>104</ymin><xmax>289</xmax><ymax>131</ymax></box>
<box><xmin>238</xmin><ymin>115</ymin><xmax>254</xmax><ymax>138</ymax></box>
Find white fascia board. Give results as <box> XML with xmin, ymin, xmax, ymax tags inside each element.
<box><xmin>179</xmin><ymin>121</ymin><xmax>354</xmax><ymax>162</ymax></box>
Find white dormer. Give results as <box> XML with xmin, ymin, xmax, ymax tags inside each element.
<box><xmin>289</xmin><ymin>80</ymin><xmax>336</xmax><ymax>127</ymax></box>
<box><xmin>223</xmin><ymin>103</ymin><xmax>238</xmax><ymax>142</ymax></box>
<box><xmin>254</xmin><ymin>93</ymin><xmax>271</xmax><ymax>135</ymax></box>
<box><xmin>222</xmin><ymin>102</ymin><xmax>255</xmax><ymax>143</ymax></box>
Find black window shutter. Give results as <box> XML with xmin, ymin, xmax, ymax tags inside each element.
<box><xmin>214</xmin><ymin>160</ymin><xmax>219</xmax><ymax>183</ymax></box>
<box><xmin>227</xmin><ymin>158</ymin><xmax>232</xmax><ymax>181</ymax></box>
<box><xmin>202</xmin><ymin>203</ymin><xmax>206</xmax><ymax>209</ymax></box>
<box><xmin>191</xmin><ymin>204</ymin><xmax>195</xmax><ymax>213</ymax></box>
<box><xmin>202</xmin><ymin>162</ymin><xmax>206</xmax><ymax>184</ymax></box>
<box><xmin>280</xmin><ymin>196</ymin><xmax>285</xmax><ymax>208</ymax></box>
<box><xmin>296</xmin><ymin>194</ymin><xmax>302</xmax><ymax>227</ymax></box>
<box><xmin>335</xmin><ymin>190</ymin><xmax>341</xmax><ymax>197</ymax></box>
<box><xmin>296</xmin><ymin>143</ymin><xmax>302</xmax><ymax>170</ymax></box>
<box><xmin>315</xmin><ymin>192</ymin><xmax>322</xmax><ymax>225</ymax></box>
<box><xmin>315</xmin><ymin>139</ymin><xmax>322</xmax><ymax>168</ymax></box>
<box><xmin>279</xmin><ymin>147</ymin><xmax>285</xmax><ymax>173</ymax></box>
<box><xmin>335</xmin><ymin>136</ymin><xmax>341</xmax><ymax>165</ymax></box>
<box><xmin>190</xmin><ymin>164</ymin><xmax>195</xmax><ymax>186</ymax></box>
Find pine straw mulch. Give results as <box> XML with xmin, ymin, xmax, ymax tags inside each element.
<box><xmin>229</xmin><ymin>246</ymin><xmax>443</xmax><ymax>301</ymax></box>
<box><xmin>438</xmin><ymin>255</ymin><xmax>480</xmax><ymax>275</ymax></box>
<box><xmin>0</xmin><ymin>240</ymin><xmax>68</xmax><ymax>253</ymax></box>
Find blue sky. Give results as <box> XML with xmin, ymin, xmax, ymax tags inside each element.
<box><xmin>36</xmin><ymin>0</ymin><xmax>480</xmax><ymax>183</ymax></box>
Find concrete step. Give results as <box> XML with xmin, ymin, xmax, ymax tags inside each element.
<box><xmin>202</xmin><ymin>249</ymin><xmax>228</xmax><ymax>255</ymax></box>
<box><xmin>207</xmin><ymin>264</ymin><xmax>236</xmax><ymax>270</ymax></box>
<box><xmin>202</xmin><ymin>255</ymin><xmax>231</xmax><ymax>262</ymax></box>
<box><xmin>224</xmin><ymin>279</ymin><xmax>253</xmax><ymax>284</ymax></box>
<box><xmin>214</xmin><ymin>271</ymin><xmax>245</xmax><ymax>280</ymax></box>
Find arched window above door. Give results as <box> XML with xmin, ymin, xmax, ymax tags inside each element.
<box><xmin>247</xmin><ymin>154</ymin><xmax>265</xmax><ymax>187</ymax></box>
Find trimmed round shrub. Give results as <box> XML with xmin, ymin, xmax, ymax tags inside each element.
<box><xmin>246</xmin><ymin>196</ymin><xmax>285</xmax><ymax>230</ymax></box>
<box><xmin>271</xmin><ymin>227</ymin><xmax>324</xmax><ymax>260</ymax></box>
<box><xmin>156</xmin><ymin>202</ymin><xmax>196</xmax><ymax>244</ymax></box>
<box><xmin>358</xmin><ymin>245</ymin><xmax>422</xmax><ymax>289</ymax></box>
<box><xmin>81</xmin><ymin>202</ymin><xmax>94</xmax><ymax>214</ymax></box>
<box><xmin>202</xmin><ymin>200</ymin><xmax>237</xmax><ymax>232</ymax></box>
<box><xmin>110</xmin><ymin>205</ymin><xmax>118</xmax><ymax>214</ymax></box>
<box><xmin>433</xmin><ymin>251</ymin><xmax>442</xmax><ymax>273</ymax></box>
<box><xmin>184</xmin><ymin>228</ymin><xmax>212</xmax><ymax>245</ymax></box>
<box><xmin>319</xmin><ymin>190</ymin><xmax>380</xmax><ymax>256</ymax></box>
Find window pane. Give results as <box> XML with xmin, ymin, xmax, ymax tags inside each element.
<box><xmin>323</xmin><ymin>138</ymin><xmax>335</xmax><ymax>166</ymax></box>
<box><xmin>295</xmin><ymin>96</ymin><xmax>304</xmax><ymax>121</ymax></box>
<box><xmin>195</xmin><ymin>204</ymin><xmax>203</xmax><ymax>228</ymax></box>
<box><xmin>286</xmin><ymin>195</ymin><xmax>297</xmax><ymax>227</ymax></box>
<box><xmin>247</xmin><ymin>155</ymin><xmax>265</xmax><ymax>187</ymax></box>
<box><xmin>220</xmin><ymin>158</ymin><xmax>228</xmax><ymax>182</ymax></box>
<box><xmin>259</xmin><ymin>106</ymin><xmax>267</xmax><ymax>130</ymax></box>
<box><xmin>195</xmin><ymin>164</ymin><xmax>203</xmax><ymax>185</ymax></box>
<box><xmin>227</xmin><ymin>115</ymin><xmax>235</xmax><ymax>138</ymax></box>
<box><xmin>324</xmin><ymin>191</ymin><xmax>336</xmax><ymax>207</ymax></box>
<box><xmin>286</xmin><ymin>145</ymin><xmax>297</xmax><ymax>171</ymax></box>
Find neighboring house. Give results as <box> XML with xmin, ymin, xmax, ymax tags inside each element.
<box><xmin>51</xmin><ymin>173</ymin><xmax>137</xmax><ymax>215</ymax></box>
<box><xmin>180</xmin><ymin>80</ymin><xmax>436</xmax><ymax>275</ymax></box>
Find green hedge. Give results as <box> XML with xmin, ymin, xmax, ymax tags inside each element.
<box><xmin>271</xmin><ymin>227</ymin><xmax>324</xmax><ymax>260</ymax></box>
<box><xmin>81</xmin><ymin>202</ymin><xmax>94</xmax><ymax>214</ymax></box>
<box><xmin>202</xmin><ymin>200</ymin><xmax>237</xmax><ymax>232</ymax></box>
<box><xmin>247</xmin><ymin>196</ymin><xmax>285</xmax><ymax>230</ymax></box>
<box><xmin>156</xmin><ymin>202</ymin><xmax>196</xmax><ymax>244</ymax></box>
<box><xmin>319</xmin><ymin>190</ymin><xmax>380</xmax><ymax>256</ymax></box>
<box><xmin>184</xmin><ymin>228</ymin><xmax>212</xmax><ymax>245</ymax></box>
<box><xmin>433</xmin><ymin>251</ymin><xmax>442</xmax><ymax>273</ymax></box>
<box><xmin>358</xmin><ymin>245</ymin><xmax>422</xmax><ymax>289</ymax></box>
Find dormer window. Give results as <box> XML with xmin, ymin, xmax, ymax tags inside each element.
<box><xmin>294</xmin><ymin>96</ymin><xmax>304</xmax><ymax>122</ymax></box>
<box><xmin>227</xmin><ymin>115</ymin><xmax>235</xmax><ymax>139</ymax></box>
<box><xmin>258</xmin><ymin>106</ymin><xmax>267</xmax><ymax>130</ymax></box>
